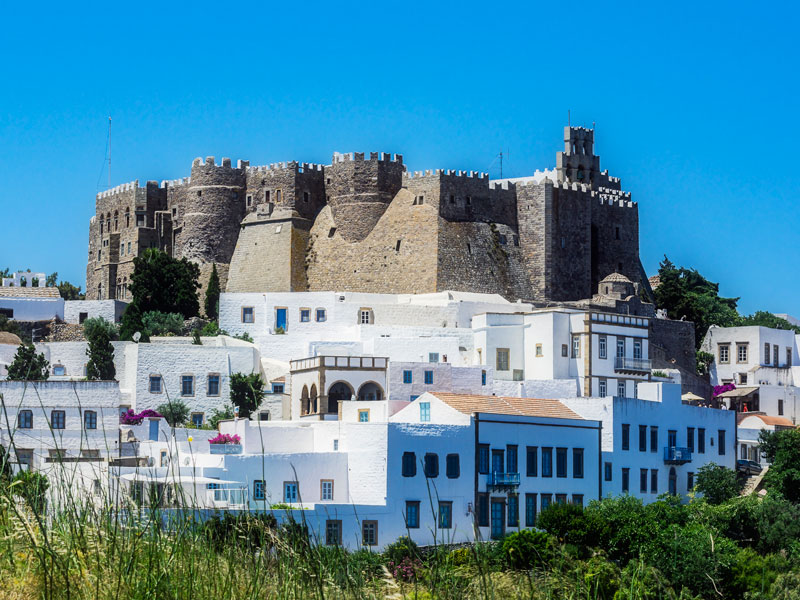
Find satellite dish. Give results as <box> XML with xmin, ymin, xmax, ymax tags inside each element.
<box><xmin>133</xmin><ymin>332</ymin><xmax>141</xmax><ymax>343</ymax></box>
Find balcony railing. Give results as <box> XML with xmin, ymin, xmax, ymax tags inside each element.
<box><xmin>487</xmin><ymin>472</ymin><xmax>520</xmax><ymax>490</ymax></box>
<box><xmin>664</xmin><ymin>446</ymin><xmax>692</xmax><ymax>464</ymax></box>
<box><xmin>614</xmin><ymin>357</ymin><xmax>652</xmax><ymax>373</ymax></box>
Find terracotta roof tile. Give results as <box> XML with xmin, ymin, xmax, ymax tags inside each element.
<box><xmin>431</xmin><ymin>392</ymin><xmax>583</xmax><ymax>420</ymax></box>
<box><xmin>0</xmin><ymin>287</ymin><xmax>61</xmax><ymax>298</ymax></box>
<box><xmin>739</xmin><ymin>414</ymin><xmax>796</xmax><ymax>428</ymax></box>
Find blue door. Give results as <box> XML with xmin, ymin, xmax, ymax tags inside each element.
<box><xmin>491</xmin><ymin>499</ymin><xmax>505</xmax><ymax>539</ymax></box>
<box><xmin>276</xmin><ymin>308</ymin><xmax>287</xmax><ymax>332</ymax></box>
<box><xmin>149</xmin><ymin>419</ymin><xmax>159</xmax><ymax>441</ymax></box>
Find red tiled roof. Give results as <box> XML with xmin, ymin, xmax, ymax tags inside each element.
<box><xmin>431</xmin><ymin>392</ymin><xmax>583</xmax><ymax>420</ymax></box>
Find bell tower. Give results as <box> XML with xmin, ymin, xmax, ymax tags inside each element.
<box><xmin>556</xmin><ymin>127</ymin><xmax>601</xmax><ymax>187</ymax></box>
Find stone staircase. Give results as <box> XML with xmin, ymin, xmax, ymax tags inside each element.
<box><xmin>741</xmin><ymin>465</ymin><xmax>769</xmax><ymax>496</ymax></box>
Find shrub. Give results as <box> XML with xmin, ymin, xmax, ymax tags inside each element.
<box><xmin>208</xmin><ymin>433</ymin><xmax>240</xmax><ymax>445</ymax></box>
<box><xmin>202</xmin><ymin>513</ymin><xmax>277</xmax><ymax>552</ymax></box>
<box><xmin>157</xmin><ymin>400</ymin><xmax>190</xmax><ymax>427</ymax></box>
<box><xmin>200</xmin><ymin>321</ymin><xmax>227</xmax><ymax>337</ymax></box>
<box><xmin>208</xmin><ymin>405</ymin><xmax>234</xmax><ymax>429</ymax></box>
<box><xmin>12</xmin><ymin>471</ymin><xmax>49</xmax><ymax>514</ymax></box>
<box><xmin>536</xmin><ymin>501</ymin><xmax>605</xmax><ymax>551</ymax></box>
<box><xmin>141</xmin><ymin>311</ymin><xmax>184</xmax><ymax>336</ymax></box>
<box><xmin>583</xmin><ymin>495</ymin><xmax>656</xmax><ymax>563</ymax></box>
<box><xmin>383</xmin><ymin>535</ymin><xmax>419</xmax><ymax>565</ymax></box>
<box><xmin>759</xmin><ymin>428</ymin><xmax>800</xmax><ymax>503</ymax></box>
<box><xmin>696</xmin><ymin>463</ymin><xmax>743</xmax><ymax>504</ymax></box>
<box><xmin>502</xmin><ymin>529</ymin><xmax>553</xmax><ymax>570</ymax></box>
<box><xmin>234</xmin><ymin>332</ymin><xmax>253</xmax><ymax>343</ymax></box>
<box><xmin>192</xmin><ymin>329</ymin><xmax>202</xmax><ymax>345</ymax></box>
<box><xmin>82</xmin><ymin>317</ymin><xmax>118</xmax><ymax>341</ymax></box>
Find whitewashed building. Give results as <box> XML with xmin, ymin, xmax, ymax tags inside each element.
<box><xmin>561</xmin><ymin>382</ymin><xmax>737</xmax><ymax>501</ymax></box>
<box><xmin>64</xmin><ymin>299</ymin><xmax>128</xmax><ymax>324</ymax></box>
<box><xmin>0</xmin><ymin>286</ymin><xmax>64</xmax><ymax>322</ymax></box>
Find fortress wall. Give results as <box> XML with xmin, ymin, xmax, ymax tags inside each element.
<box><xmin>245</xmin><ymin>162</ymin><xmax>326</xmax><ymax>221</ymax></box>
<box><xmin>306</xmin><ymin>189</ymin><xmax>438</xmax><ymax>294</ymax></box>
<box><xmin>591</xmin><ymin>191</ymin><xmax>639</xmax><ymax>290</ymax></box>
<box><xmin>550</xmin><ymin>184</ymin><xmax>593</xmax><ymax>300</ymax></box>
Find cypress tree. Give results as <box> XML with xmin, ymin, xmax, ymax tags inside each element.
<box><xmin>205</xmin><ymin>263</ymin><xmax>221</xmax><ymax>321</ymax></box>
<box><xmin>86</xmin><ymin>326</ymin><xmax>116</xmax><ymax>380</ymax></box>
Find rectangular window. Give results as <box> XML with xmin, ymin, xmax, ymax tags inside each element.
<box><xmin>688</xmin><ymin>472</ymin><xmax>694</xmax><ymax>491</ymax></box>
<box><xmin>477</xmin><ymin>493</ymin><xmax>489</xmax><ymax>527</ymax></box>
<box><xmin>149</xmin><ymin>375</ymin><xmax>162</xmax><ymax>393</ymax></box>
<box><xmin>633</xmin><ymin>340</ymin><xmax>642</xmax><ymax>359</ymax></box>
<box><xmin>191</xmin><ymin>413</ymin><xmax>203</xmax><ymax>427</ymax></box>
<box><xmin>300</xmin><ymin>309</ymin><xmax>310</xmax><ymax>322</ymax></box>
<box><xmin>618</xmin><ymin>380</ymin><xmax>626</xmax><ymax>397</ymax></box>
<box><xmin>604</xmin><ymin>461</ymin><xmax>612</xmax><ymax>481</ymax></box>
<box><xmin>555</xmin><ymin>494</ymin><xmax>567</xmax><ymax>504</ymax></box>
<box><xmin>541</xmin><ymin>494</ymin><xmax>552</xmax><ymax>511</ymax></box>
<box><xmin>698</xmin><ymin>428</ymin><xmax>706</xmax><ymax>453</ymax></box>
<box><xmin>478</xmin><ymin>444</ymin><xmax>490</xmax><ymax>474</ymax></box>
<box><xmin>525</xmin><ymin>493</ymin><xmax>537</xmax><ymax>526</ymax></box>
<box><xmin>446</xmin><ymin>453</ymin><xmax>460</xmax><ymax>478</ymax></box>
<box><xmin>556</xmin><ymin>447</ymin><xmax>567</xmax><ymax>478</ymax></box>
<box><xmin>573</xmin><ymin>448</ymin><xmax>584</xmax><ymax>478</ymax></box>
<box><xmin>572</xmin><ymin>494</ymin><xmax>584</xmax><ymax>507</ymax></box>
<box><xmin>403</xmin><ymin>370</ymin><xmax>412</xmax><ymax>384</ymax></box>
<box><xmin>315</xmin><ymin>308</ymin><xmax>326</xmax><ymax>322</ymax></box>
<box><xmin>358</xmin><ymin>409</ymin><xmax>369</xmax><ymax>423</ymax></box>
<box><xmin>362</xmin><ymin>520</ymin><xmax>378</xmax><ymax>546</ymax></box>
<box><xmin>737</xmin><ymin>343</ymin><xmax>748</xmax><ymax>363</ymax></box>
<box><xmin>718</xmin><ymin>344</ymin><xmax>730</xmax><ymax>364</ymax></box>
<box><xmin>507</xmin><ymin>494</ymin><xmax>519</xmax><ymax>527</ymax></box>
<box><xmin>687</xmin><ymin>427</ymin><xmax>695</xmax><ymax>453</ymax></box>
<box><xmin>325</xmin><ymin>520</ymin><xmax>342</xmax><ymax>545</ymax></box>
<box><xmin>18</xmin><ymin>410</ymin><xmax>33</xmax><ymax>429</ymax></box>
<box><xmin>51</xmin><ymin>410</ymin><xmax>65</xmax><ymax>429</ymax></box>
<box><xmin>419</xmin><ymin>402</ymin><xmax>430</xmax><ymax>422</ymax></box>
<box><xmin>481</xmin><ymin>370</ymin><xmax>487</xmax><ymax>385</ymax></box>
<box><xmin>402</xmin><ymin>452</ymin><xmax>416</xmax><ymax>477</ymax></box>
<box><xmin>360</xmin><ymin>309</ymin><xmax>372</xmax><ymax>324</ymax></box>
<box><xmin>650</xmin><ymin>469</ymin><xmax>658</xmax><ymax>493</ymax></box>
<box><xmin>84</xmin><ymin>411</ymin><xmax>97</xmax><ymax>430</ymax></box>
<box><xmin>272</xmin><ymin>383</ymin><xmax>285</xmax><ymax>394</ymax></box>
<box><xmin>207</xmin><ymin>374</ymin><xmax>220</xmax><ymax>396</ymax></box>
<box><xmin>53</xmin><ymin>365</ymin><xmax>66</xmax><ymax>376</ymax></box>
<box><xmin>616</xmin><ymin>338</ymin><xmax>625</xmax><ymax>358</ymax></box>
<box><xmin>599</xmin><ymin>378</ymin><xmax>607</xmax><ymax>396</ymax></box>
<box><xmin>650</xmin><ymin>426</ymin><xmax>658</xmax><ymax>453</ymax></box>
<box><xmin>496</xmin><ymin>348</ymin><xmax>510</xmax><ymax>371</ymax></box>
<box><xmin>438</xmin><ymin>501</ymin><xmax>453</xmax><ymax>528</ymax></box>
<box><xmin>320</xmin><ymin>479</ymin><xmax>333</xmax><ymax>501</ymax></box>
<box><xmin>622</xmin><ymin>468</ymin><xmax>630</xmax><ymax>493</ymax></box>
<box><xmin>622</xmin><ymin>424</ymin><xmax>630</xmax><ymax>450</ymax></box>
<box><xmin>283</xmin><ymin>482</ymin><xmax>298</xmax><ymax>503</ymax></box>
<box><xmin>424</xmin><ymin>453</ymin><xmax>439</xmax><ymax>478</ymax></box>
<box><xmin>526</xmin><ymin>446</ymin><xmax>538</xmax><ymax>476</ymax></box>
<box><xmin>562</xmin><ymin>344</ymin><xmax>568</xmax><ymax>357</ymax></box>
<box><xmin>405</xmin><ymin>501</ymin><xmax>420</xmax><ymax>528</ymax></box>
<box><xmin>779</xmin><ymin>399</ymin><xmax>784</xmax><ymax>415</ymax></box>
<box><xmin>787</xmin><ymin>348</ymin><xmax>792</xmax><ymax>366</ymax></box>
<box><xmin>542</xmin><ymin>447</ymin><xmax>553</xmax><ymax>477</ymax></box>
<box><xmin>253</xmin><ymin>480</ymin><xmax>265</xmax><ymax>500</ymax></box>
<box><xmin>718</xmin><ymin>429</ymin><xmax>726</xmax><ymax>455</ymax></box>
<box><xmin>639</xmin><ymin>425</ymin><xmax>647</xmax><ymax>452</ymax></box>
<box><xmin>535</xmin><ymin>344</ymin><xmax>543</xmax><ymax>357</ymax></box>
<box><xmin>507</xmin><ymin>445</ymin><xmax>518</xmax><ymax>473</ymax></box>
<box><xmin>428</xmin><ymin>352</ymin><xmax>439</xmax><ymax>363</ymax></box>
<box><xmin>572</xmin><ymin>336</ymin><xmax>580</xmax><ymax>358</ymax></box>
<box><xmin>599</xmin><ymin>335</ymin><xmax>607</xmax><ymax>359</ymax></box>
<box><xmin>424</xmin><ymin>370</ymin><xmax>434</xmax><ymax>385</ymax></box>
<box><xmin>241</xmin><ymin>306</ymin><xmax>254</xmax><ymax>323</ymax></box>
<box><xmin>668</xmin><ymin>429</ymin><xmax>677</xmax><ymax>448</ymax></box>
<box><xmin>640</xmin><ymin>468</ymin><xmax>648</xmax><ymax>493</ymax></box>
<box><xmin>181</xmin><ymin>375</ymin><xmax>194</xmax><ymax>396</ymax></box>
<box><xmin>765</xmin><ymin>342</ymin><xmax>771</xmax><ymax>364</ymax></box>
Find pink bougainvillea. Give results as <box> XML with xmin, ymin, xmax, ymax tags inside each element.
<box><xmin>208</xmin><ymin>433</ymin><xmax>241</xmax><ymax>445</ymax></box>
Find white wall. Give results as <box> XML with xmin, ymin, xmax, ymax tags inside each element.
<box><xmin>0</xmin><ymin>296</ymin><xmax>64</xmax><ymax>322</ymax></box>
<box><xmin>64</xmin><ymin>300</ymin><xmax>127</xmax><ymax>324</ymax></box>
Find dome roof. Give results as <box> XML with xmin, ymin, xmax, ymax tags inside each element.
<box><xmin>600</xmin><ymin>272</ymin><xmax>632</xmax><ymax>283</ymax></box>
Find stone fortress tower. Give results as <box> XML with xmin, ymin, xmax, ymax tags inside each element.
<box><xmin>86</xmin><ymin>126</ymin><xmax>640</xmax><ymax>305</ymax></box>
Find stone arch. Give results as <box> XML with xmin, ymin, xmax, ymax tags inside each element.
<box><xmin>114</xmin><ymin>210</ymin><xmax>119</xmax><ymax>231</ymax></box>
<box><xmin>327</xmin><ymin>381</ymin><xmax>354</xmax><ymax>413</ymax></box>
<box><xmin>125</xmin><ymin>207</ymin><xmax>130</xmax><ymax>228</ymax></box>
<box><xmin>300</xmin><ymin>385</ymin><xmax>310</xmax><ymax>416</ymax></box>
<box><xmin>357</xmin><ymin>381</ymin><xmax>384</xmax><ymax>401</ymax></box>
<box><xmin>310</xmin><ymin>384</ymin><xmax>318</xmax><ymax>415</ymax></box>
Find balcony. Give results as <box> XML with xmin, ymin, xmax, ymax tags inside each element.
<box><xmin>614</xmin><ymin>357</ymin><xmax>652</xmax><ymax>374</ymax></box>
<box><xmin>487</xmin><ymin>472</ymin><xmax>520</xmax><ymax>491</ymax></box>
<box><xmin>664</xmin><ymin>446</ymin><xmax>692</xmax><ymax>464</ymax></box>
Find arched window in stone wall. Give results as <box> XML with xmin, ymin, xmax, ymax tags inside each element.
<box><xmin>97</xmin><ymin>283</ymin><xmax>102</xmax><ymax>299</ymax></box>
<box><xmin>114</xmin><ymin>211</ymin><xmax>118</xmax><ymax>231</ymax></box>
<box><xmin>99</xmin><ymin>217</ymin><xmax>104</xmax><ymax>235</ymax></box>
<box><xmin>125</xmin><ymin>208</ymin><xmax>130</xmax><ymax>228</ymax></box>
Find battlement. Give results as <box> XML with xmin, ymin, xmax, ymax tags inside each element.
<box><xmin>160</xmin><ymin>177</ymin><xmax>190</xmax><ymax>188</ymax></box>
<box><xmin>191</xmin><ymin>156</ymin><xmax>250</xmax><ymax>169</ymax></box>
<box><xmin>404</xmin><ymin>169</ymin><xmax>488</xmax><ymax>180</ymax></box>
<box><xmin>247</xmin><ymin>161</ymin><xmax>325</xmax><ymax>173</ymax></box>
<box><xmin>331</xmin><ymin>151</ymin><xmax>403</xmax><ymax>165</ymax></box>
<box><xmin>97</xmin><ymin>180</ymin><xmax>142</xmax><ymax>199</ymax></box>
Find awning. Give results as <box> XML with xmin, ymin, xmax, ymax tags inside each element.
<box><xmin>717</xmin><ymin>386</ymin><xmax>759</xmax><ymax>398</ymax></box>
<box><xmin>681</xmin><ymin>392</ymin><xmax>704</xmax><ymax>401</ymax></box>
<box><xmin>118</xmin><ymin>473</ymin><xmax>240</xmax><ymax>485</ymax></box>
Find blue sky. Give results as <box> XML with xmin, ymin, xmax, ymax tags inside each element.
<box><xmin>1</xmin><ymin>1</ymin><xmax>797</xmax><ymax>315</ymax></box>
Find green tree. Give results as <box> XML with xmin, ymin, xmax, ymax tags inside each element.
<box><xmin>696</xmin><ymin>463</ymin><xmax>743</xmax><ymax>504</ymax></box>
<box><xmin>141</xmin><ymin>311</ymin><xmax>184</xmax><ymax>336</ymax></box>
<box><xmin>192</xmin><ymin>328</ymin><xmax>202</xmax><ymax>345</ymax></box>
<box><xmin>85</xmin><ymin>325</ymin><xmax>116</xmax><ymax>381</ymax></box>
<box><xmin>45</xmin><ymin>272</ymin><xmax>58</xmax><ymax>287</ymax></box>
<box><xmin>654</xmin><ymin>256</ymin><xmax>740</xmax><ymax>348</ymax></box>
<box><xmin>0</xmin><ymin>314</ymin><xmax>19</xmax><ymax>336</ymax></box>
<box><xmin>737</xmin><ymin>310</ymin><xmax>800</xmax><ymax>334</ymax></box>
<box><xmin>82</xmin><ymin>317</ymin><xmax>118</xmax><ymax>341</ymax></box>
<box><xmin>157</xmin><ymin>400</ymin><xmax>190</xmax><ymax>427</ymax></box>
<box><xmin>31</xmin><ymin>277</ymin><xmax>39</xmax><ymax>287</ymax></box>
<box><xmin>759</xmin><ymin>428</ymin><xmax>800</xmax><ymax>503</ymax></box>
<box><xmin>229</xmin><ymin>372</ymin><xmax>265</xmax><ymax>419</ymax></box>
<box><xmin>57</xmin><ymin>280</ymin><xmax>85</xmax><ymax>300</ymax></box>
<box><xmin>204</xmin><ymin>263</ymin><xmax>220</xmax><ymax>320</ymax></box>
<box><xmin>208</xmin><ymin>405</ymin><xmax>234</xmax><ymax>429</ymax></box>
<box><xmin>6</xmin><ymin>344</ymin><xmax>49</xmax><ymax>380</ymax></box>
<box><xmin>128</xmin><ymin>248</ymin><xmax>200</xmax><ymax>318</ymax></box>
<box><xmin>119</xmin><ymin>301</ymin><xmax>149</xmax><ymax>342</ymax></box>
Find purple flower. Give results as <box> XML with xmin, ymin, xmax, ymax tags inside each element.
<box><xmin>120</xmin><ymin>409</ymin><xmax>164</xmax><ymax>425</ymax></box>
<box><xmin>209</xmin><ymin>433</ymin><xmax>241</xmax><ymax>445</ymax></box>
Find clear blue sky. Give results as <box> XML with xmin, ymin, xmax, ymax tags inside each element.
<box><xmin>1</xmin><ymin>1</ymin><xmax>796</xmax><ymax>316</ymax></box>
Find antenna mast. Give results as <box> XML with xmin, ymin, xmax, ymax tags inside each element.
<box><xmin>107</xmin><ymin>116</ymin><xmax>112</xmax><ymax>189</ymax></box>
<box><xmin>499</xmin><ymin>151</ymin><xmax>503</xmax><ymax>179</ymax></box>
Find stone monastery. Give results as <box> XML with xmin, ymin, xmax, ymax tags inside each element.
<box><xmin>86</xmin><ymin>127</ymin><xmax>639</xmax><ymax>304</ymax></box>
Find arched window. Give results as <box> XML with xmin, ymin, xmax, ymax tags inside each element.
<box><xmin>125</xmin><ymin>208</ymin><xmax>130</xmax><ymax>228</ymax></box>
<box><xmin>358</xmin><ymin>382</ymin><xmax>384</xmax><ymax>401</ymax></box>
<box><xmin>99</xmin><ymin>217</ymin><xmax>104</xmax><ymax>235</ymax></box>
<box><xmin>18</xmin><ymin>410</ymin><xmax>33</xmax><ymax>429</ymax></box>
<box><xmin>327</xmin><ymin>381</ymin><xmax>354</xmax><ymax>413</ymax></box>
<box><xmin>310</xmin><ymin>384</ymin><xmax>318</xmax><ymax>415</ymax></box>
<box><xmin>300</xmin><ymin>385</ymin><xmax>310</xmax><ymax>416</ymax></box>
<box><xmin>114</xmin><ymin>211</ymin><xmax>119</xmax><ymax>231</ymax></box>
